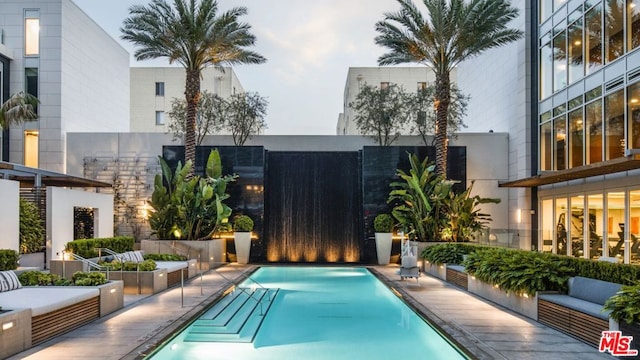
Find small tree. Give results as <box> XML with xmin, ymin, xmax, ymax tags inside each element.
<box><xmin>167</xmin><ymin>91</ymin><xmax>225</xmax><ymax>145</ymax></box>
<box><xmin>224</xmin><ymin>92</ymin><xmax>268</xmax><ymax>146</ymax></box>
<box><xmin>440</xmin><ymin>181</ymin><xmax>501</xmax><ymax>242</ymax></box>
<box><xmin>410</xmin><ymin>85</ymin><xmax>469</xmax><ymax>147</ymax></box>
<box><xmin>349</xmin><ymin>83</ymin><xmax>411</xmax><ymax>146</ymax></box>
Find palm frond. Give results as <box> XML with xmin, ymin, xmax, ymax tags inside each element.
<box><xmin>0</xmin><ymin>92</ymin><xmax>39</xmax><ymax>129</ymax></box>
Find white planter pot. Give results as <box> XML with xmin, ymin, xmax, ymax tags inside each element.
<box><xmin>234</xmin><ymin>232</ymin><xmax>252</xmax><ymax>264</ymax></box>
<box><xmin>375</xmin><ymin>233</ymin><xmax>393</xmax><ymax>265</ymax></box>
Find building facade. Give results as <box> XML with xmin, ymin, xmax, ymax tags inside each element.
<box><xmin>503</xmin><ymin>0</ymin><xmax>640</xmax><ymax>265</ymax></box>
<box><xmin>0</xmin><ymin>0</ymin><xmax>130</xmax><ymax>173</ymax></box>
<box><xmin>129</xmin><ymin>67</ymin><xmax>244</xmax><ymax>133</ymax></box>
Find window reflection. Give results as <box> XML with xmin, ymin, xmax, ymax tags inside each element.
<box><xmin>541</xmin><ymin>120</ymin><xmax>553</xmax><ymax>170</ymax></box>
<box><xmin>553</xmin><ymin>29</ymin><xmax>567</xmax><ymax>92</ymax></box>
<box><xmin>586</xmin><ymin>99</ymin><xmax>603</xmax><ymax>163</ymax></box>
<box><xmin>570</xmin><ymin>195</ymin><xmax>585</xmax><ymax>257</ymax></box>
<box><xmin>540</xmin><ymin>40</ymin><xmax>553</xmax><ymax>99</ymax></box>
<box><xmin>587</xmin><ymin>194</ymin><xmax>604</xmax><ymax>259</ymax></box>
<box><xmin>569</xmin><ymin>109</ymin><xmax>584</xmax><ymax>167</ymax></box>
<box><xmin>629</xmin><ymin>0</ymin><xmax>640</xmax><ymax>50</ymax></box>
<box><xmin>556</xmin><ymin>198</ymin><xmax>568</xmax><ymax>255</ymax></box>
<box><xmin>629</xmin><ymin>190</ymin><xmax>640</xmax><ymax>264</ymax></box>
<box><xmin>605</xmin><ymin>0</ymin><xmax>625</xmax><ymax>63</ymax></box>
<box><xmin>586</xmin><ymin>4</ymin><xmax>603</xmax><ymax>74</ymax></box>
<box><xmin>629</xmin><ymin>82</ymin><xmax>640</xmax><ymax>149</ymax></box>
<box><xmin>608</xmin><ymin>192</ymin><xmax>625</xmax><ymax>260</ymax></box>
<box><xmin>554</xmin><ymin>115</ymin><xmax>567</xmax><ymax>170</ymax></box>
<box><xmin>605</xmin><ymin>89</ymin><xmax>625</xmax><ymax>160</ymax></box>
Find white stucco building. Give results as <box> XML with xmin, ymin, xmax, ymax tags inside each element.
<box><xmin>0</xmin><ymin>0</ymin><xmax>130</xmax><ymax>173</ymax></box>
<box><xmin>130</xmin><ymin>67</ymin><xmax>244</xmax><ymax>133</ymax></box>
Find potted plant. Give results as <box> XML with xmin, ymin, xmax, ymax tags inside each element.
<box><xmin>374</xmin><ymin>213</ymin><xmax>394</xmax><ymax>265</ymax></box>
<box><xmin>233</xmin><ymin>215</ymin><xmax>254</xmax><ymax>264</ymax></box>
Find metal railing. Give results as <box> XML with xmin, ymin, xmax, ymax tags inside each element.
<box><xmin>211</xmin><ymin>267</ymin><xmax>275</xmax><ymax>315</ymax></box>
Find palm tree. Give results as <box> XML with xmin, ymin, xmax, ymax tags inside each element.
<box><xmin>121</xmin><ymin>0</ymin><xmax>266</xmax><ymax>174</ymax></box>
<box><xmin>375</xmin><ymin>0</ymin><xmax>522</xmax><ymax>177</ymax></box>
<box><xmin>0</xmin><ymin>91</ymin><xmax>39</xmax><ymax>130</ymax></box>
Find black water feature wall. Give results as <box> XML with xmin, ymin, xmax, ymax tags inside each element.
<box><xmin>164</xmin><ymin>146</ymin><xmax>266</xmax><ymax>261</ymax></box>
<box><xmin>361</xmin><ymin>146</ymin><xmax>466</xmax><ymax>263</ymax></box>
<box><xmin>264</xmin><ymin>152</ymin><xmax>362</xmax><ymax>263</ymax></box>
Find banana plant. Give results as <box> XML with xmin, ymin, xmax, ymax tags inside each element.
<box><xmin>148</xmin><ymin>149</ymin><xmax>236</xmax><ymax>240</ymax></box>
<box><xmin>440</xmin><ymin>181</ymin><xmax>501</xmax><ymax>242</ymax></box>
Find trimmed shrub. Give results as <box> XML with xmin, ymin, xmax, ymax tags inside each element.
<box><xmin>144</xmin><ymin>253</ymin><xmax>187</xmax><ymax>261</ymax></box>
<box><xmin>374</xmin><ymin>214</ymin><xmax>394</xmax><ymax>233</ymax></box>
<box><xmin>604</xmin><ymin>283</ymin><xmax>640</xmax><ymax>325</ymax></box>
<box><xmin>233</xmin><ymin>215</ymin><xmax>254</xmax><ymax>232</ymax></box>
<box><xmin>65</xmin><ymin>236</ymin><xmax>135</xmax><ymax>259</ymax></box>
<box><xmin>102</xmin><ymin>259</ymin><xmax>156</xmax><ymax>271</ymax></box>
<box><xmin>0</xmin><ymin>249</ymin><xmax>19</xmax><ymax>271</ymax></box>
<box><xmin>420</xmin><ymin>243</ymin><xmax>479</xmax><ymax>265</ymax></box>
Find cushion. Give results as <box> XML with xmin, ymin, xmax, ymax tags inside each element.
<box><xmin>154</xmin><ymin>261</ymin><xmax>188</xmax><ymax>272</ymax></box>
<box><xmin>401</xmin><ymin>255</ymin><xmax>417</xmax><ymax>268</ymax></box>
<box><xmin>568</xmin><ymin>276</ymin><xmax>622</xmax><ymax>305</ymax></box>
<box><xmin>0</xmin><ymin>271</ymin><xmax>21</xmax><ymax>292</ymax></box>
<box><xmin>132</xmin><ymin>251</ymin><xmax>145</xmax><ymax>262</ymax></box>
<box><xmin>0</xmin><ymin>287</ymin><xmax>99</xmax><ymax>316</ymax></box>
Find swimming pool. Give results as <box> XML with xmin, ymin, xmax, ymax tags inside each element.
<box><xmin>147</xmin><ymin>267</ymin><xmax>469</xmax><ymax>359</ymax></box>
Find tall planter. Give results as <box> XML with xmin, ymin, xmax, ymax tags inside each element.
<box><xmin>375</xmin><ymin>233</ymin><xmax>393</xmax><ymax>265</ymax></box>
<box><xmin>234</xmin><ymin>232</ymin><xmax>252</xmax><ymax>264</ymax></box>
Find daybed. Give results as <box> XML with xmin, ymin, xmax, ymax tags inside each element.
<box><xmin>0</xmin><ymin>270</ymin><xmax>123</xmax><ymax>358</ymax></box>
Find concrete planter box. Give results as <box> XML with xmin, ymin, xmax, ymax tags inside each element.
<box><xmin>141</xmin><ymin>239</ymin><xmax>226</xmax><ymax>271</ymax></box>
<box><xmin>423</xmin><ymin>262</ymin><xmax>447</xmax><ymax>280</ymax></box>
<box><xmin>97</xmin><ymin>280</ymin><xmax>124</xmax><ymax>316</ymax></box>
<box><xmin>18</xmin><ymin>252</ymin><xmax>45</xmax><ymax>270</ymax></box>
<box><xmin>49</xmin><ymin>259</ymin><xmax>88</xmax><ymax>279</ymax></box>
<box><xmin>0</xmin><ymin>308</ymin><xmax>31</xmax><ymax>359</ymax></box>
<box><xmin>105</xmin><ymin>268</ymin><xmax>168</xmax><ymax>295</ymax></box>
<box><xmin>467</xmin><ymin>276</ymin><xmax>538</xmax><ymax>320</ymax></box>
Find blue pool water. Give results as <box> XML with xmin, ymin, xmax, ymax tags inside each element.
<box><xmin>147</xmin><ymin>267</ymin><xmax>468</xmax><ymax>359</ymax></box>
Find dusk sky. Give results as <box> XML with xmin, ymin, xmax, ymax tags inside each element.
<box><xmin>72</xmin><ymin>0</ymin><xmax>412</xmax><ymax>135</ymax></box>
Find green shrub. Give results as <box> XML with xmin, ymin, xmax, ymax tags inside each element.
<box><xmin>463</xmin><ymin>248</ymin><xmax>573</xmax><ymax>296</ymax></box>
<box><xmin>0</xmin><ymin>249</ymin><xmax>19</xmax><ymax>270</ymax></box>
<box><xmin>373</xmin><ymin>214</ymin><xmax>394</xmax><ymax>233</ymax></box>
<box><xmin>65</xmin><ymin>236</ymin><xmax>135</xmax><ymax>259</ymax></box>
<box><xmin>102</xmin><ymin>259</ymin><xmax>156</xmax><ymax>271</ymax></box>
<box><xmin>604</xmin><ymin>283</ymin><xmax>640</xmax><ymax>325</ymax></box>
<box><xmin>144</xmin><ymin>253</ymin><xmax>187</xmax><ymax>261</ymax></box>
<box><xmin>19</xmin><ymin>198</ymin><xmax>44</xmax><ymax>254</ymax></box>
<box><xmin>420</xmin><ymin>243</ymin><xmax>478</xmax><ymax>265</ymax></box>
<box><xmin>72</xmin><ymin>271</ymin><xmax>107</xmax><ymax>286</ymax></box>
<box><xmin>18</xmin><ymin>271</ymin><xmax>70</xmax><ymax>286</ymax></box>
<box><xmin>233</xmin><ymin>215</ymin><xmax>254</xmax><ymax>232</ymax></box>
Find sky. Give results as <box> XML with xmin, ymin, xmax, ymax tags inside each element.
<box><xmin>72</xmin><ymin>0</ymin><xmax>407</xmax><ymax>135</ymax></box>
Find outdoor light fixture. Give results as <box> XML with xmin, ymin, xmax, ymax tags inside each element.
<box><xmin>2</xmin><ymin>321</ymin><xmax>14</xmax><ymax>331</ymax></box>
<box><xmin>110</xmin><ymin>288</ymin><xmax>117</xmax><ymax>294</ymax></box>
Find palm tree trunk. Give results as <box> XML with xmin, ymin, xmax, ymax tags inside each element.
<box><xmin>185</xmin><ymin>69</ymin><xmax>201</xmax><ymax>177</ymax></box>
<box><xmin>434</xmin><ymin>74</ymin><xmax>451</xmax><ymax>178</ymax></box>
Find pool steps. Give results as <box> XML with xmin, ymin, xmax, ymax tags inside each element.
<box><xmin>185</xmin><ymin>287</ymin><xmax>279</xmax><ymax>343</ymax></box>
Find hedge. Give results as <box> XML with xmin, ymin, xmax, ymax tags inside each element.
<box><xmin>65</xmin><ymin>236</ymin><xmax>135</xmax><ymax>259</ymax></box>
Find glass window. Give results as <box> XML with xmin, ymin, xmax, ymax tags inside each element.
<box><xmin>24</xmin><ymin>15</ymin><xmax>39</xmax><ymax>56</ymax></box>
<box><xmin>556</xmin><ymin>198</ymin><xmax>568</xmax><ymax>255</ymax></box>
<box><xmin>569</xmin><ymin>108</ymin><xmax>584</xmax><ymax>168</ymax></box>
<box><xmin>605</xmin><ymin>0</ymin><xmax>625</xmax><ymax>63</ymax></box>
<box><xmin>629</xmin><ymin>82</ymin><xmax>640</xmax><ymax>149</ymax></box>
<box><xmin>541</xmin><ymin>121</ymin><xmax>553</xmax><ymax>170</ymax></box>
<box><xmin>607</xmin><ymin>191</ymin><xmax>625</xmax><ymax>260</ymax></box>
<box><xmin>554</xmin><ymin>0</ymin><xmax>567</xmax><ymax>11</ymax></box>
<box><xmin>629</xmin><ymin>190</ymin><xmax>640</xmax><ymax>264</ymax></box>
<box><xmin>585</xmin><ymin>4</ymin><xmax>603</xmax><ymax>74</ymax></box>
<box><xmin>541</xmin><ymin>199</ymin><xmax>554</xmax><ymax>253</ymax></box>
<box><xmin>553</xmin><ymin>29</ymin><xmax>567</xmax><ymax>92</ymax></box>
<box><xmin>585</xmin><ymin>86</ymin><xmax>602</xmax><ymax>102</ymax></box>
<box><xmin>629</xmin><ymin>0</ymin><xmax>640</xmax><ymax>50</ymax></box>
<box><xmin>417</xmin><ymin>82</ymin><xmax>426</xmax><ymax>92</ymax></box>
<box><xmin>568</xmin><ymin>16</ymin><xmax>584</xmax><ymax>84</ymax></box>
<box><xmin>554</xmin><ymin>115</ymin><xmax>567</xmax><ymax>170</ymax></box>
<box><xmin>605</xmin><ymin>89</ymin><xmax>625</xmax><ymax>160</ymax></box>
<box><xmin>586</xmin><ymin>99</ymin><xmax>603</xmax><ymax>163</ymax></box>
<box><xmin>24</xmin><ymin>130</ymin><xmax>38</xmax><ymax>167</ymax></box>
<box><xmin>380</xmin><ymin>82</ymin><xmax>389</xmax><ymax>90</ymax></box>
<box><xmin>25</xmin><ymin>68</ymin><xmax>38</xmax><ymax>114</ymax></box>
<box><xmin>570</xmin><ymin>195</ymin><xmax>585</xmax><ymax>257</ymax></box>
<box><xmin>540</xmin><ymin>0</ymin><xmax>553</xmax><ymax>22</ymax></box>
<box><xmin>568</xmin><ymin>95</ymin><xmax>583</xmax><ymax>110</ymax></box>
<box><xmin>155</xmin><ymin>82</ymin><xmax>164</xmax><ymax>96</ymax></box>
<box><xmin>587</xmin><ymin>194</ymin><xmax>604</xmax><ymax>259</ymax></box>
<box><xmin>155</xmin><ymin>111</ymin><xmax>165</xmax><ymax>125</ymax></box>
<box><xmin>540</xmin><ymin>39</ymin><xmax>553</xmax><ymax>99</ymax></box>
